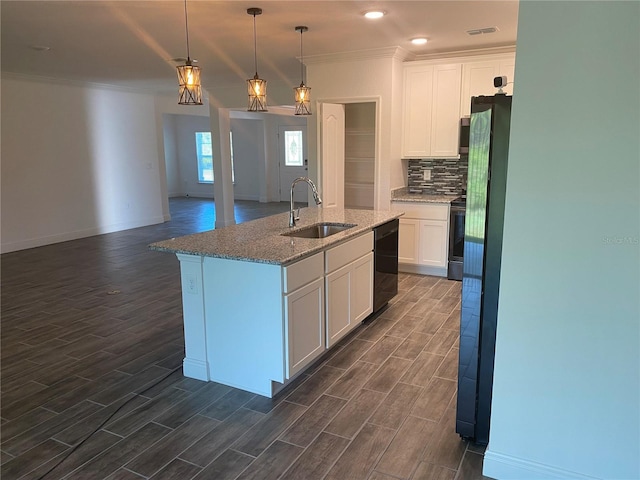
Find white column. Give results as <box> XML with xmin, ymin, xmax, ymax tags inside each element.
<box><xmin>208</xmin><ymin>104</ymin><xmax>236</xmax><ymax>228</ymax></box>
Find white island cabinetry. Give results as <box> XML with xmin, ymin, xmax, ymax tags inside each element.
<box><xmin>325</xmin><ymin>232</ymin><xmax>374</xmax><ymax>348</ymax></box>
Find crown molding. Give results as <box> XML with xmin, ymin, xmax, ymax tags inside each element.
<box><xmin>411</xmin><ymin>44</ymin><xmax>517</xmax><ymax>62</ymax></box>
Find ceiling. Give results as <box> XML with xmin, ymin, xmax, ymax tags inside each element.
<box><xmin>1</xmin><ymin>1</ymin><xmax>519</xmax><ymax>98</ymax></box>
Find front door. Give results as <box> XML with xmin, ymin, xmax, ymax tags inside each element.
<box><xmin>279</xmin><ymin>126</ymin><xmax>308</xmax><ymax>203</ymax></box>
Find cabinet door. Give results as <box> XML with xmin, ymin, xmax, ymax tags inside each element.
<box><xmin>326</xmin><ymin>263</ymin><xmax>351</xmax><ymax>348</ymax></box>
<box><xmin>351</xmin><ymin>252</ymin><xmax>374</xmax><ymax>324</ymax></box>
<box><xmin>419</xmin><ymin>220</ymin><xmax>448</xmax><ymax>268</ymax></box>
<box><xmin>430</xmin><ymin>64</ymin><xmax>462</xmax><ymax>157</ymax></box>
<box><xmin>285</xmin><ymin>277</ymin><xmax>325</xmax><ymax>378</ymax></box>
<box><xmin>398</xmin><ymin>218</ymin><xmax>420</xmax><ymax>264</ymax></box>
<box><xmin>402</xmin><ymin>65</ymin><xmax>434</xmax><ymax>158</ymax></box>
<box><xmin>460</xmin><ymin>61</ymin><xmax>501</xmax><ymax>117</ymax></box>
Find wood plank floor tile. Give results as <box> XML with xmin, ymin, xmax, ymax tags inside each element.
<box><xmin>279</xmin><ymin>432</ymin><xmax>350</xmax><ymax>480</ymax></box>
<box><xmin>374</xmin><ymin>416</ymin><xmax>437</xmax><ymax>479</ymax></box>
<box><xmin>359</xmin><ymin>335</ymin><xmax>404</xmax><ymax>365</ymax></box>
<box><xmin>363</xmin><ymin>356</ymin><xmax>413</xmax><ymax>393</ymax></box>
<box><xmin>326</xmin><ymin>339</ymin><xmax>375</xmax><ymax>370</ymax></box>
<box><xmin>64</xmin><ymin>422</ymin><xmax>172</xmax><ymax>480</ymax></box>
<box><xmin>411</xmin><ymin>461</ymin><xmax>456</xmax><ymax>480</ymax></box>
<box><xmin>285</xmin><ymin>365</ymin><xmax>345</xmax><ymax>407</ymax></box>
<box><xmin>400</xmin><ymin>351</ymin><xmax>445</xmax><ymax>388</ymax></box>
<box><xmin>455</xmin><ymin>451</ymin><xmax>491</xmax><ymax>480</ymax></box>
<box><xmin>411</xmin><ymin>377</ymin><xmax>457</xmax><ymax>423</ymax></box>
<box><xmin>231</xmin><ymin>401</ymin><xmax>307</xmax><ymax>457</ymax></box>
<box><xmin>235</xmin><ymin>440</ymin><xmax>303</xmax><ymax>480</ymax></box>
<box><xmin>435</xmin><ymin>347</ymin><xmax>459</xmax><ymax>381</ymax></box>
<box><xmin>368</xmin><ymin>382</ymin><xmax>423</xmax><ymax>430</ymax></box>
<box><xmin>356</xmin><ymin>317</ymin><xmax>397</xmax><ymax>342</ymax></box>
<box><xmin>104</xmin><ymin>468</ymin><xmax>146</xmax><ymax>479</ymax></box>
<box><xmin>199</xmin><ymin>389</ymin><xmax>256</xmax><ymax>421</ymax></box>
<box><xmin>0</xmin><ymin>408</ymin><xmax>55</xmax><ymax>444</ymax></box>
<box><xmin>279</xmin><ymin>394</ymin><xmax>347</xmax><ymax>447</ymax></box>
<box><xmin>369</xmin><ymin>471</ymin><xmax>401</xmax><ymax>480</ymax></box>
<box><xmin>3</xmin><ymin>400</ymin><xmax>104</xmax><ymax>457</ymax></box>
<box><xmin>325</xmin><ymin>361</ymin><xmax>380</xmax><ymax>400</ymax></box>
<box><xmin>191</xmin><ymin>449</ymin><xmax>255</xmax><ymax>480</ymax></box>
<box><xmin>148</xmin><ymin>458</ymin><xmax>203</xmax><ymax>480</ymax></box>
<box><xmin>125</xmin><ymin>414</ymin><xmax>219</xmax><ymax>477</ymax></box>
<box><xmin>21</xmin><ymin>430</ymin><xmax>122</xmax><ymax>480</ymax></box>
<box><xmin>424</xmin><ymin>328</ymin><xmax>459</xmax><ymax>356</ymax></box>
<box><xmin>414</xmin><ymin>312</ymin><xmax>449</xmax><ymax>335</ymax></box>
<box><xmin>0</xmin><ymin>438</ymin><xmax>68</xmax><ymax>480</ymax></box>
<box><xmin>103</xmin><ymin>387</ymin><xmax>191</xmax><ymax>437</ymax></box>
<box><xmin>393</xmin><ymin>332</ymin><xmax>433</xmax><ymax>360</ymax></box>
<box><xmin>324</xmin><ymin>423</ymin><xmax>396</xmax><ymax>480</ymax></box>
<box><xmin>179</xmin><ymin>407</ymin><xmax>264</xmax><ymax>467</ymax></box>
<box><xmin>421</xmin><ymin>407</ymin><xmax>467</xmax><ymax>470</ymax></box>
<box><xmin>152</xmin><ymin>381</ymin><xmax>232</xmax><ymax>429</ymax></box>
<box><xmin>324</xmin><ymin>389</ymin><xmax>386</xmax><ymax>439</ymax></box>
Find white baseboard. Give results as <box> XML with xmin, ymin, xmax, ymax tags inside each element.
<box><xmin>182</xmin><ymin>358</ymin><xmax>210</xmax><ymax>381</ymax></box>
<box><xmin>483</xmin><ymin>450</ymin><xmax>600</xmax><ymax>479</ymax></box>
<box><xmin>398</xmin><ymin>263</ymin><xmax>447</xmax><ymax>277</ymax></box>
<box><xmin>1</xmin><ymin>215</ymin><xmax>166</xmax><ymax>254</ymax></box>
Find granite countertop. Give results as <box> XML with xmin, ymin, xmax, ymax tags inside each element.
<box><xmin>150</xmin><ymin>208</ymin><xmax>403</xmax><ymax>265</ymax></box>
<box><xmin>391</xmin><ymin>187</ymin><xmax>459</xmax><ymax>204</ymax></box>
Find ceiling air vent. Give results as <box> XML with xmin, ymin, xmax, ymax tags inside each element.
<box><xmin>466</xmin><ymin>26</ymin><xmax>499</xmax><ymax>36</ymax></box>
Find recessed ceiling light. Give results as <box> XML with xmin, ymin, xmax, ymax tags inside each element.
<box><xmin>411</xmin><ymin>37</ymin><xmax>428</xmax><ymax>45</ymax></box>
<box><xmin>364</xmin><ymin>10</ymin><xmax>386</xmax><ymax>19</ymax></box>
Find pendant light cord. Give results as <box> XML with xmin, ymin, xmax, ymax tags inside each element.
<box><xmin>299</xmin><ymin>29</ymin><xmax>304</xmax><ymax>84</ymax></box>
<box><xmin>253</xmin><ymin>13</ymin><xmax>258</xmax><ymax>76</ymax></box>
<box><xmin>184</xmin><ymin>0</ymin><xmax>191</xmax><ymax>61</ymax></box>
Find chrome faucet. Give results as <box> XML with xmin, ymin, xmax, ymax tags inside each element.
<box><xmin>289</xmin><ymin>177</ymin><xmax>322</xmax><ymax>227</ymax></box>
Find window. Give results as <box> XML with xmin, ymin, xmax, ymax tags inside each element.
<box><xmin>284</xmin><ymin>130</ymin><xmax>304</xmax><ymax>166</ymax></box>
<box><xmin>195</xmin><ymin>132</ymin><xmax>235</xmax><ymax>183</ymax></box>
<box><xmin>195</xmin><ymin>132</ymin><xmax>213</xmax><ymax>183</ymax></box>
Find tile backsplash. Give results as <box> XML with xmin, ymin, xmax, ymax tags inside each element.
<box><xmin>407</xmin><ymin>157</ymin><xmax>468</xmax><ymax>195</ymax></box>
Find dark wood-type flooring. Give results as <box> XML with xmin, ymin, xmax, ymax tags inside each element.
<box><xmin>1</xmin><ymin>197</ymin><xmax>490</xmax><ymax>480</ymax></box>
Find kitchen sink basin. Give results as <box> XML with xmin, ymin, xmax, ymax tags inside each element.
<box><xmin>283</xmin><ymin>222</ymin><xmax>356</xmax><ymax>239</ymax></box>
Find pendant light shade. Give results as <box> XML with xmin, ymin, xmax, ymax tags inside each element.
<box><xmin>247</xmin><ymin>8</ymin><xmax>267</xmax><ymax>112</ymax></box>
<box><xmin>294</xmin><ymin>26</ymin><xmax>311</xmax><ymax>116</ymax></box>
<box><xmin>177</xmin><ymin>0</ymin><xmax>202</xmax><ymax>105</ymax></box>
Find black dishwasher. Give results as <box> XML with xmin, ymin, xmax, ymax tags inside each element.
<box><xmin>373</xmin><ymin>219</ymin><xmax>399</xmax><ymax>312</ymax></box>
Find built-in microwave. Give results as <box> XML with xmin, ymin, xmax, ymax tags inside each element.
<box><xmin>459</xmin><ymin>117</ymin><xmax>470</xmax><ymax>154</ymax></box>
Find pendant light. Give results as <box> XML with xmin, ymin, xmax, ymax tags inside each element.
<box><xmin>247</xmin><ymin>7</ymin><xmax>267</xmax><ymax>112</ymax></box>
<box><xmin>176</xmin><ymin>0</ymin><xmax>202</xmax><ymax>105</ymax></box>
<box><xmin>294</xmin><ymin>26</ymin><xmax>311</xmax><ymax>116</ymax></box>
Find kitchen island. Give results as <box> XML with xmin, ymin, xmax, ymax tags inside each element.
<box><xmin>150</xmin><ymin>207</ymin><xmax>402</xmax><ymax>397</ymax></box>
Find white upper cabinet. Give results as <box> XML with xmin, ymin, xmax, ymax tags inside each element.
<box><xmin>460</xmin><ymin>53</ymin><xmax>516</xmax><ymax>116</ymax></box>
<box><xmin>401</xmin><ymin>63</ymin><xmax>462</xmax><ymax>159</ymax></box>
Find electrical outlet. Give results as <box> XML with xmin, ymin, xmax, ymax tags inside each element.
<box><xmin>185</xmin><ymin>274</ymin><xmax>198</xmax><ymax>295</ymax></box>
<box><xmin>423</xmin><ymin>169</ymin><xmax>432</xmax><ymax>181</ymax></box>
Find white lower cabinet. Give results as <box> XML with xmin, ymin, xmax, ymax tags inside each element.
<box><xmin>283</xmin><ymin>252</ymin><xmax>325</xmax><ymax>379</ymax></box>
<box><xmin>284</xmin><ymin>277</ymin><xmax>325</xmax><ymax>378</ymax></box>
<box><xmin>325</xmin><ymin>232</ymin><xmax>374</xmax><ymax>348</ymax></box>
<box><xmin>393</xmin><ymin>203</ymin><xmax>449</xmax><ymax>277</ymax></box>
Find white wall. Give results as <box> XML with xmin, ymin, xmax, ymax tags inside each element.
<box><xmin>230</xmin><ymin>118</ymin><xmax>262</xmax><ymax>201</ymax></box>
<box><xmin>1</xmin><ymin>75</ymin><xmax>166</xmax><ymax>253</ymax></box>
<box><xmin>306</xmin><ymin>48</ymin><xmax>409</xmax><ymax>211</ymax></box>
<box><xmin>163</xmin><ymin>114</ymin><xmax>214</xmax><ymax>198</ymax></box>
<box><xmin>485</xmin><ymin>2</ymin><xmax>640</xmax><ymax>479</ymax></box>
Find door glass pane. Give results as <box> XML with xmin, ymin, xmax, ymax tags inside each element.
<box><xmin>284</xmin><ymin>131</ymin><xmax>303</xmax><ymax>166</ymax></box>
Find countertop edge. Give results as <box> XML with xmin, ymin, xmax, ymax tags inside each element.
<box><xmin>149</xmin><ymin>209</ymin><xmax>403</xmax><ymax>266</ymax></box>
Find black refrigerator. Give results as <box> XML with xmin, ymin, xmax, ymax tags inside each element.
<box><xmin>456</xmin><ymin>94</ymin><xmax>512</xmax><ymax>445</ymax></box>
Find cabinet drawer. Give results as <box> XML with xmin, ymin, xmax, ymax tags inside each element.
<box><xmin>325</xmin><ymin>231</ymin><xmax>373</xmax><ymax>274</ymax></box>
<box><xmin>392</xmin><ymin>203</ymin><xmax>449</xmax><ymax>221</ymax></box>
<box><xmin>283</xmin><ymin>252</ymin><xmax>324</xmax><ymax>294</ymax></box>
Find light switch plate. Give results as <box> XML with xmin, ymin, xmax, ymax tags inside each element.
<box><xmin>423</xmin><ymin>169</ymin><xmax>432</xmax><ymax>181</ymax></box>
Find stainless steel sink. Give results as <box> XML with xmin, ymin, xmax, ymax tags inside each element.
<box><xmin>282</xmin><ymin>222</ymin><xmax>356</xmax><ymax>239</ymax></box>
